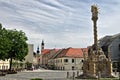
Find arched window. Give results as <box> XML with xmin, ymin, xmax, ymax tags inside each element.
<box><xmin>72</xmin><ymin>59</ymin><xmax>74</xmax><ymax>63</ymax></box>
<box><xmin>81</xmin><ymin>60</ymin><xmax>83</xmax><ymax>62</ymax></box>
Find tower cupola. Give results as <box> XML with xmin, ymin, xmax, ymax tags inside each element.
<box><xmin>41</xmin><ymin>40</ymin><xmax>44</xmax><ymax>51</ymax></box>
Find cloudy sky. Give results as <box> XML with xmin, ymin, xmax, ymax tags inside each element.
<box><xmin>0</xmin><ymin>0</ymin><xmax>120</xmax><ymax>51</ymax></box>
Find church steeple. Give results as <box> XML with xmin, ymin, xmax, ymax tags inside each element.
<box><xmin>41</xmin><ymin>40</ymin><xmax>44</xmax><ymax>51</ymax></box>
<box><xmin>37</xmin><ymin>45</ymin><xmax>40</xmax><ymax>54</ymax></box>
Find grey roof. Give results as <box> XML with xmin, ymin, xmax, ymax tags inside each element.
<box><xmin>98</xmin><ymin>33</ymin><xmax>120</xmax><ymax>46</ymax></box>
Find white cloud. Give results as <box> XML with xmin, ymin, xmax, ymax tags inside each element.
<box><xmin>0</xmin><ymin>0</ymin><xmax>120</xmax><ymax>51</ymax></box>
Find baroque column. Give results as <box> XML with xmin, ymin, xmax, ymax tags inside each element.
<box><xmin>91</xmin><ymin>5</ymin><xmax>98</xmax><ymax>50</ymax></box>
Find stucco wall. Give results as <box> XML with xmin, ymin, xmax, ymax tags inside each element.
<box><xmin>54</xmin><ymin>57</ymin><xmax>83</xmax><ymax>70</ymax></box>
<box><xmin>25</xmin><ymin>44</ymin><xmax>34</xmax><ymax>63</ymax></box>
<box><xmin>0</xmin><ymin>59</ymin><xmax>10</xmax><ymax>70</ymax></box>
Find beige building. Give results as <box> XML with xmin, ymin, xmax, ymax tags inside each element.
<box><xmin>54</xmin><ymin>57</ymin><xmax>83</xmax><ymax>70</ymax></box>
<box><xmin>39</xmin><ymin>40</ymin><xmax>88</xmax><ymax>70</ymax></box>
<box><xmin>0</xmin><ymin>59</ymin><xmax>9</xmax><ymax>70</ymax></box>
<box><xmin>48</xmin><ymin>48</ymin><xmax>88</xmax><ymax>70</ymax></box>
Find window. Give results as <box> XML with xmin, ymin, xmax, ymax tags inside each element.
<box><xmin>119</xmin><ymin>44</ymin><xmax>120</xmax><ymax>51</ymax></box>
<box><xmin>81</xmin><ymin>60</ymin><xmax>83</xmax><ymax>62</ymax></box>
<box><xmin>81</xmin><ymin>67</ymin><xmax>83</xmax><ymax>70</ymax></box>
<box><xmin>6</xmin><ymin>66</ymin><xmax>8</xmax><ymax>69</ymax></box>
<box><xmin>72</xmin><ymin>59</ymin><xmax>74</xmax><ymax>63</ymax></box>
<box><xmin>88</xmin><ymin>64</ymin><xmax>89</xmax><ymax>70</ymax></box>
<box><xmin>72</xmin><ymin>66</ymin><xmax>74</xmax><ymax>70</ymax></box>
<box><xmin>61</xmin><ymin>67</ymin><xmax>62</xmax><ymax>70</ymax></box>
<box><xmin>2</xmin><ymin>66</ymin><xmax>5</xmax><ymax>70</ymax></box>
<box><xmin>64</xmin><ymin>59</ymin><xmax>68</xmax><ymax>62</ymax></box>
<box><xmin>63</xmin><ymin>67</ymin><xmax>65</xmax><ymax>70</ymax></box>
<box><xmin>101</xmin><ymin>46</ymin><xmax>108</xmax><ymax>53</ymax></box>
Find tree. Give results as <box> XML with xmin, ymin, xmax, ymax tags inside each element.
<box><xmin>0</xmin><ymin>23</ymin><xmax>28</xmax><ymax>71</ymax></box>
<box><xmin>0</xmin><ymin>24</ymin><xmax>11</xmax><ymax>60</ymax></box>
<box><xmin>7</xmin><ymin>29</ymin><xmax>28</xmax><ymax>70</ymax></box>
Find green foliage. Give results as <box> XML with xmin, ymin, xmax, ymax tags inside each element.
<box><xmin>26</xmin><ymin>62</ymin><xmax>32</xmax><ymax>66</ymax></box>
<box><xmin>0</xmin><ymin>23</ymin><xmax>28</xmax><ymax>70</ymax></box>
<box><xmin>20</xmin><ymin>62</ymin><xmax>24</xmax><ymax>67</ymax></box>
<box><xmin>7</xmin><ymin>29</ymin><xmax>28</xmax><ymax>61</ymax></box>
<box><xmin>25</xmin><ymin>62</ymin><xmax>32</xmax><ymax>69</ymax></box>
<box><xmin>0</xmin><ymin>24</ymin><xmax>11</xmax><ymax>60</ymax></box>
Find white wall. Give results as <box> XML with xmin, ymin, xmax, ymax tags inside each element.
<box><xmin>0</xmin><ymin>59</ymin><xmax>10</xmax><ymax>70</ymax></box>
<box><xmin>25</xmin><ymin>44</ymin><xmax>34</xmax><ymax>63</ymax></box>
<box><xmin>54</xmin><ymin>57</ymin><xmax>83</xmax><ymax>70</ymax></box>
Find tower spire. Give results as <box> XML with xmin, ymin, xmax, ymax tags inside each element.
<box><xmin>41</xmin><ymin>40</ymin><xmax>44</xmax><ymax>51</ymax></box>
<box><xmin>37</xmin><ymin>45</ymin><xmax>40</xmax><ymax>54</ymax></box>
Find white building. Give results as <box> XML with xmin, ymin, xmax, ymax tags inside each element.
<box><xmin>0</xmin><ymin>59</ymin><xmax>9</xmax><ymax>70</ymax></box>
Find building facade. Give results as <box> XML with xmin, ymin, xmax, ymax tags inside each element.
<box><xmin>0</xmin><ymin>59</ymin><xmax>9</xmax><ymax>70</ymax></box>
<box><xmin>54</xmin><ymin>57</ymin><xmax>83</xmax><ymax>70</ymax></box>
<box><xmin>39</xmin><ymin>40</ymin><xmax>88</xmax><ymax>70</ymax></box>
<box><xmin>0</xmin><ymin>44</ymin><xmax>35</xmax><ymax>70</ymax></box>
<box><xmin>49</xmin><ymin>48</ymin><xmax>88</xmax><ymax>70</ymax></box>
<box><xmin>98</xmin><ymin>33</ymin><xmax>120</xmax><ymax>62</ymax></box>
<box><xmin>25</xmin><ymin>44</ymin><xmax>34</xmax><ymax>64</ymax></box>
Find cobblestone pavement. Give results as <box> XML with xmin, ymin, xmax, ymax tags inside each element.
<box><xmin>0</xmin><ymin>69</ymin><xmax>84</xmax><ymax>80</ymax></box>
<box><xmin>0</xmin><ymin>69</ymin><xmax>119</xmax><ymax>80</ymax></box>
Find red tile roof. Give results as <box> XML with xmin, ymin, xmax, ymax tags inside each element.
<box><xmin>55</xmin><ymin>47</ymin><xmax>88</xmax><ymax>58</ymax></box>
<box><xmin>41</xmin><ymin>49</ymin><xmax>51</xmax><ymax>55</ymax></box>
<box><xmin>41</xmin><ymin>49</ymin><xmax>60</xmax><ymax>55</ymax></box>
<box><xmin>54</xmin><ymin>49</ymin><xmax>60</xmax><ymax>52</ymax></box>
